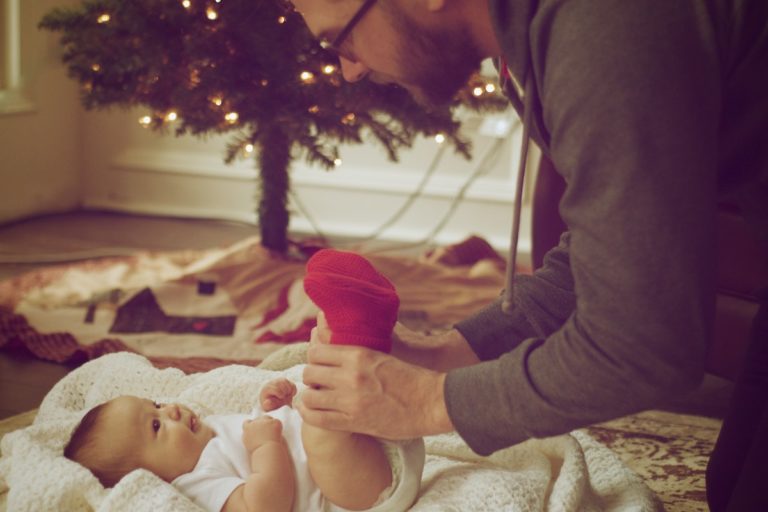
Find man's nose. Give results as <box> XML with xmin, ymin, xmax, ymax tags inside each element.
<box><xmin>339</xmin><ymin>57</ymin><xmax>369</xmax><ymax>82</ymax></box>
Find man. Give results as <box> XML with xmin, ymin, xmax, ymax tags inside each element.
<box><xmin>290</xmin><ymin>1</ymin><xmax>768</xmax><ymax>510</ymax></box>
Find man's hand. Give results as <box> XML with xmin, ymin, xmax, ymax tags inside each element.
<box><xmin>242</xmin><ymin>416</ymin><xmax>285</xmax><ymax>453</ymax></box>
<box><xmin>311</xmin><ymin>311</ymin><xmax>480</xmax><ymax>372</ymax></box>
<box><xmin>297</xmin><ymin>342</ymin><xmax>454</xmax><ymax>440</ymax></box>
<box><xmin>260</xmin><ymin>378</ymin><xmax>297</xmax><ymax>411</ymax></box>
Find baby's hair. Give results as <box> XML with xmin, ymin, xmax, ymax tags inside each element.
<box><xmin>64</xmin><ymin>401</ymin><xmax>136</xmax><ymax>488</ymax></box>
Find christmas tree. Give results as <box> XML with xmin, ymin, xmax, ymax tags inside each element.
<box><xmin>40</xmin><ymin>0</ymin><xmax>506</xmax><ymax>253</ymax></box>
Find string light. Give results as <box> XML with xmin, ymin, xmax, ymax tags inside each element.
<box><xmin>245</xmin><ymin>144</ymin><xmax>254</xmax><ymax>153</ymax></box>
<box><xmin>485</xmin><ymin>83</ymin><xmax>496</xmax><ymax>93</ymax></box>
<box><xmin>206</xmin><ymin>7</ymin><xmax>218</xmax><ymax>20</ymax></box>
<box><xmin>181</xmin><ymin>0</ymin><xmax>191</xmax><ymax>8</ymax></box>
<box><xmin>434</xmin><ymin>133</ymin><xmax>446</xmax><ymax>144</ymax></box>
<box><xmin>97</xmin><ymin>13</ymin><xmax>111</xmax><ymax>24</ymax></box>
<box><xmin>277</xmin><ymin>16</ymin><xmax>286</xmax><ymax>24</ymax></box>
<box><xmin>300</xmin><ymin>71</ymin><xmax>315</xmax><ymax>83</ymax></box>
<box><xmin>322</xmin><ymin>64</ymin><xmax>336</xmax><ymax>75</ymax></box>
<box><xmin>91</xmin><ymin>63</ymin><xmax>101</xmax><ymax>72</ymax></box>
<box><xmin>225</xmin><ymin>112</ymin><xmax>239</xmax><ymax>123</ymax></box>
<box><xmin>472</xmin><ymin>86</ymin><xmax>484</xmax><ymax>97</ymax></box>
<box><xmin>165</xmin><ymin>111</ymin><xmax>178</xmax><ymax>122</ymax></box>
<box><xmin>341</xmin><ymin>113</ymin><xmax>356</xmax><ymax>125</ymax></box>
<box><xmin>189</xmin><ymin>69</ymin><xmax>201</xmax><ymax>86</ymax></box>
<box><xmin>308</xmin><ymin>105</ymin><xmax>319</xmax><ymax>114</ymax></box>
<box><xmin>139</xmin><ymin>115</ymin><xmax>152</xmax><ymax>126</ymax></box>
<box><xmin>210</xmin><ymin>95</ymin><xmax>223</xmax><ymax>106</ymax></box>
<box><xmin>333</xmin><ymin>158</ymin><xmax>343</xmax><ymax>167</ymax></box>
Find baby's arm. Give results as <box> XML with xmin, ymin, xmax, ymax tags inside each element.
<box><xmin>222</xmin><ymin>416</ymin><xmax>295</xmax><ymax>512</ymax></box>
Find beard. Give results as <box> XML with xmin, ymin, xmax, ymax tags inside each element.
<box><xmin>382</xmin><ymin>8</ymin><xmax>483</xmax><ymax>108</ymax></box>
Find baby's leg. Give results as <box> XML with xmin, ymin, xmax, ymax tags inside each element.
<box><xmin>302</xmin><ymin>422</ymin><xmax>391</xmax><ymax>511</ymax></box>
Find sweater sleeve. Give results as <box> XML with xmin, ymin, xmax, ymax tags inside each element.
<box><xmin>446</xmin><ymin>0</ymin><xmax>717</xmax><ymax>454</ymax></box>
<box><xmin>455</xmin><ymin>232</ymin><xmax>576</xmax><ymax>361</ymax></box>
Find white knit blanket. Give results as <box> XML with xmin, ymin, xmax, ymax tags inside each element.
<box><xmin>0</xmin><ymin>352</ymin><xmax>660</xmax><ymax>511</ymax></box>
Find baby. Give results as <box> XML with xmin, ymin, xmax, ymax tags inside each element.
<box><xmin>64</xmin><ymin>249</ymin><xmax>422</xmax><ymax>512</ymax></box>
<box><xmin>64</xmin><ymin>375</ymin><xmax>422</xmax><ymax>511</ymax></box>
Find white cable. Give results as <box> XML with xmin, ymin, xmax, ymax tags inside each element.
<box><xmin>350</xmin><ymin>143</ymin><xmax>448</xmax><ymax>243</ymax></box>
<box><xmin>364</xmin><ymin>136</ymin><xmax>506</xmax><ymax>254</ymax></box>
<box><xmin>291</xmin><ymin>143</ymin><xmax>448</xmax><ymax>245</ymax></box>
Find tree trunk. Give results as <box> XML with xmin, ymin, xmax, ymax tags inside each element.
<box><xmin>256</xmin><ymin>126</ymin><xmax>291</xmax><ymax>253</ymax></box>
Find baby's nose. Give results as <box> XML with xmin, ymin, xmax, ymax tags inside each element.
<box><xmin>163</xmin><ymin>404</ymin><xmax>181</xmax><ymax>421</ymax></box>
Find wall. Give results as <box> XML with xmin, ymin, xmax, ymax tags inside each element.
<box><xmin>0</xmin><ymin>0</ymin><xmax>82</xmax><ymax>224</ymax></box>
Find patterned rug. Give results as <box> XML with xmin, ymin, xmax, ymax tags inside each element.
<box><xmin>0</xmin><ymin>237</ymin><xmax>507</xmax><ymax>373</ymax></box>
<box><xmin>587</xmin><ymin>410</ymin><xmax>721</xmax><ymax>511</ymax></box>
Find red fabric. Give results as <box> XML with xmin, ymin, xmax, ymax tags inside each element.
<box><xmin>0</xmin><ymin>308</ymin><xmax>262</xmax><ymax>374</ymax></box>
<box><xmin>303</xmin><ymin>249</ymin><xmax>399</xmax><ymax>353</ymax></box>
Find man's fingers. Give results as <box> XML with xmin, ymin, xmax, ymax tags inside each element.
<box><xmin>317</xmin><ymin>310</ymin><xmax>329</xmax><ymax>332</ymax></box>
<box><xmin>296</xmin><ymin>395</ymin><xmax>351</xmax><ymax>431</ymax></box>
<box><xmin>311</xmin><ymin>311</ymin><xmax>331</xmax><ymax>344</ymax></box>
<box><xmin>302</xmin><ymin>363</ymin><xmax>342</xmax><ymax>390</ymax></box>
<box><xmin>299</xmin><ymin>386</ymin><xmax>353</xmax><ymax>412</ymax></box>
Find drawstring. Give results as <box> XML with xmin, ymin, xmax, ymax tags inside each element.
<box><xmin>502</xmin><ymin>75</ymin><xmax>534</xmax><ymax>314</ymax></box>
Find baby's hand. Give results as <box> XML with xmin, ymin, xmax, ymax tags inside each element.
<box><xmin>260</xmin><ymin>378</ymin><xmax>297</xmax><ymax>411</ymax></box>
<box><xmin>242</xmin><ymin>416</ymin><xmax>284</xmax><ymax>453</ymax></box>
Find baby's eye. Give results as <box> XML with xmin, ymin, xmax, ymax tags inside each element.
<box><xmin>153</xmin><ymin>402</ymin><xmax>161</xmax><ymax>409</ymax></box>
<box><xmin>152</xmin><ymin>419</ymin><xmax>161</xmax><ymax>432</ymax></box>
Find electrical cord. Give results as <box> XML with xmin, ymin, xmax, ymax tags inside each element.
<box><xmin>290</xmin><ymin>128</ymin><xmax>514</xmax><ymax>255</ymax></box>
<box><xmin>288</xmin><ymin>142</ymin><xmax>449</xmax><ymax>248</ymax></box>
<box><xmin>363</xmin><ymin>136</ymin><xmax>506</xmax><ymax>255</ymax></box>
<box><xmin>349</xmin><ymin>143</ymin><xmax>448</xmax><ymax>244</ymax></box>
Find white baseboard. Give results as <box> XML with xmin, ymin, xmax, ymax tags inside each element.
<box><xmin>86</xmin><ymin>141</ymin><xmax>535</xmax><ymax>256</ymax></box>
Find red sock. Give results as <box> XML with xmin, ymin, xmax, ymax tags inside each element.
<box><xmin>303</xmin><ymin>249</ymin><xmax>399</xmax><ymax>353</ymax></box>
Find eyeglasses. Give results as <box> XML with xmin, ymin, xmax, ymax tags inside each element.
<box><xmin>319</xmin><ymin>0</ymin><xmax>378</xmax><ymax>61</ymax></box>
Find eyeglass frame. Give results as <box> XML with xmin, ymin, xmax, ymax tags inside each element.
<box><xmin>319</xmin><ymin>0</ymin><xmax>378</xmax><ymax>61</ymax></box>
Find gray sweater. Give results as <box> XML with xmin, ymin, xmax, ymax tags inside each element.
<box><xmin>445</xmin><ymin>0</ymin><xmax>768</xmax><ymax>455</ymax></box>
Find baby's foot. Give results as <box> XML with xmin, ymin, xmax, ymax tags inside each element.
<box><xmin>304</xmin><ymin>250</ymin><xmax>399</xmax><ymax>353</ymax></box>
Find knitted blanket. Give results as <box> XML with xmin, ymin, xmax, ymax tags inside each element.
<box><xmin>0</xmin><ymin>352</ymin><xmax>661</xmax><ymax>511</ymax></box>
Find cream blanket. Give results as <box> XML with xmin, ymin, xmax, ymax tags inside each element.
<box><xmin>0</xmin><ymin>352</ymin><xmax>660</xmax><ymax>511</ymax></box>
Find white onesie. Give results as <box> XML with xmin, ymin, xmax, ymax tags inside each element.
<box><xmin>172</xmin><ymin>405</ymin><xmax>424</xmax><ymax>512</ymax></box>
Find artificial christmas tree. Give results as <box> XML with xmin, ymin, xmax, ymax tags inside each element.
<box><xmin>40</xmin><ymin>0</ymin><xmax>506</xmax><ymax>253</ymax></box>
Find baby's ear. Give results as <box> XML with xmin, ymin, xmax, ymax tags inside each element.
<box><xmin>426</xmin><ymin>0</ymin><xmax>446</xmax><ymax>12</ymax></box>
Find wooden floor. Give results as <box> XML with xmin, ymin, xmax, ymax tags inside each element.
<box><xmin>0</xmin><ymin>210</ymin><xmax>260</xmax><ymax>419</ymax></box>
<box><xmin>0</xmin><ymin>210</ymin><xmax>735</xmax><ymax>421</ymax></box>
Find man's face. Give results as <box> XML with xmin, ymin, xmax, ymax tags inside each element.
<box><xmin>101</xmin><ymin>396</ymin><xmax>215</xmax><ymax>482</ymax></box>
<box><xmin>292</xmin><ymin>0</ymin><xmax>482</xmax><ymax>108</ymax></box>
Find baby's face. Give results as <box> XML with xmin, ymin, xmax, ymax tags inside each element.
<box><xmin>101</xmin><ymin>396</ymin><xmax>215</xmax><ymax>482</ymax></box>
